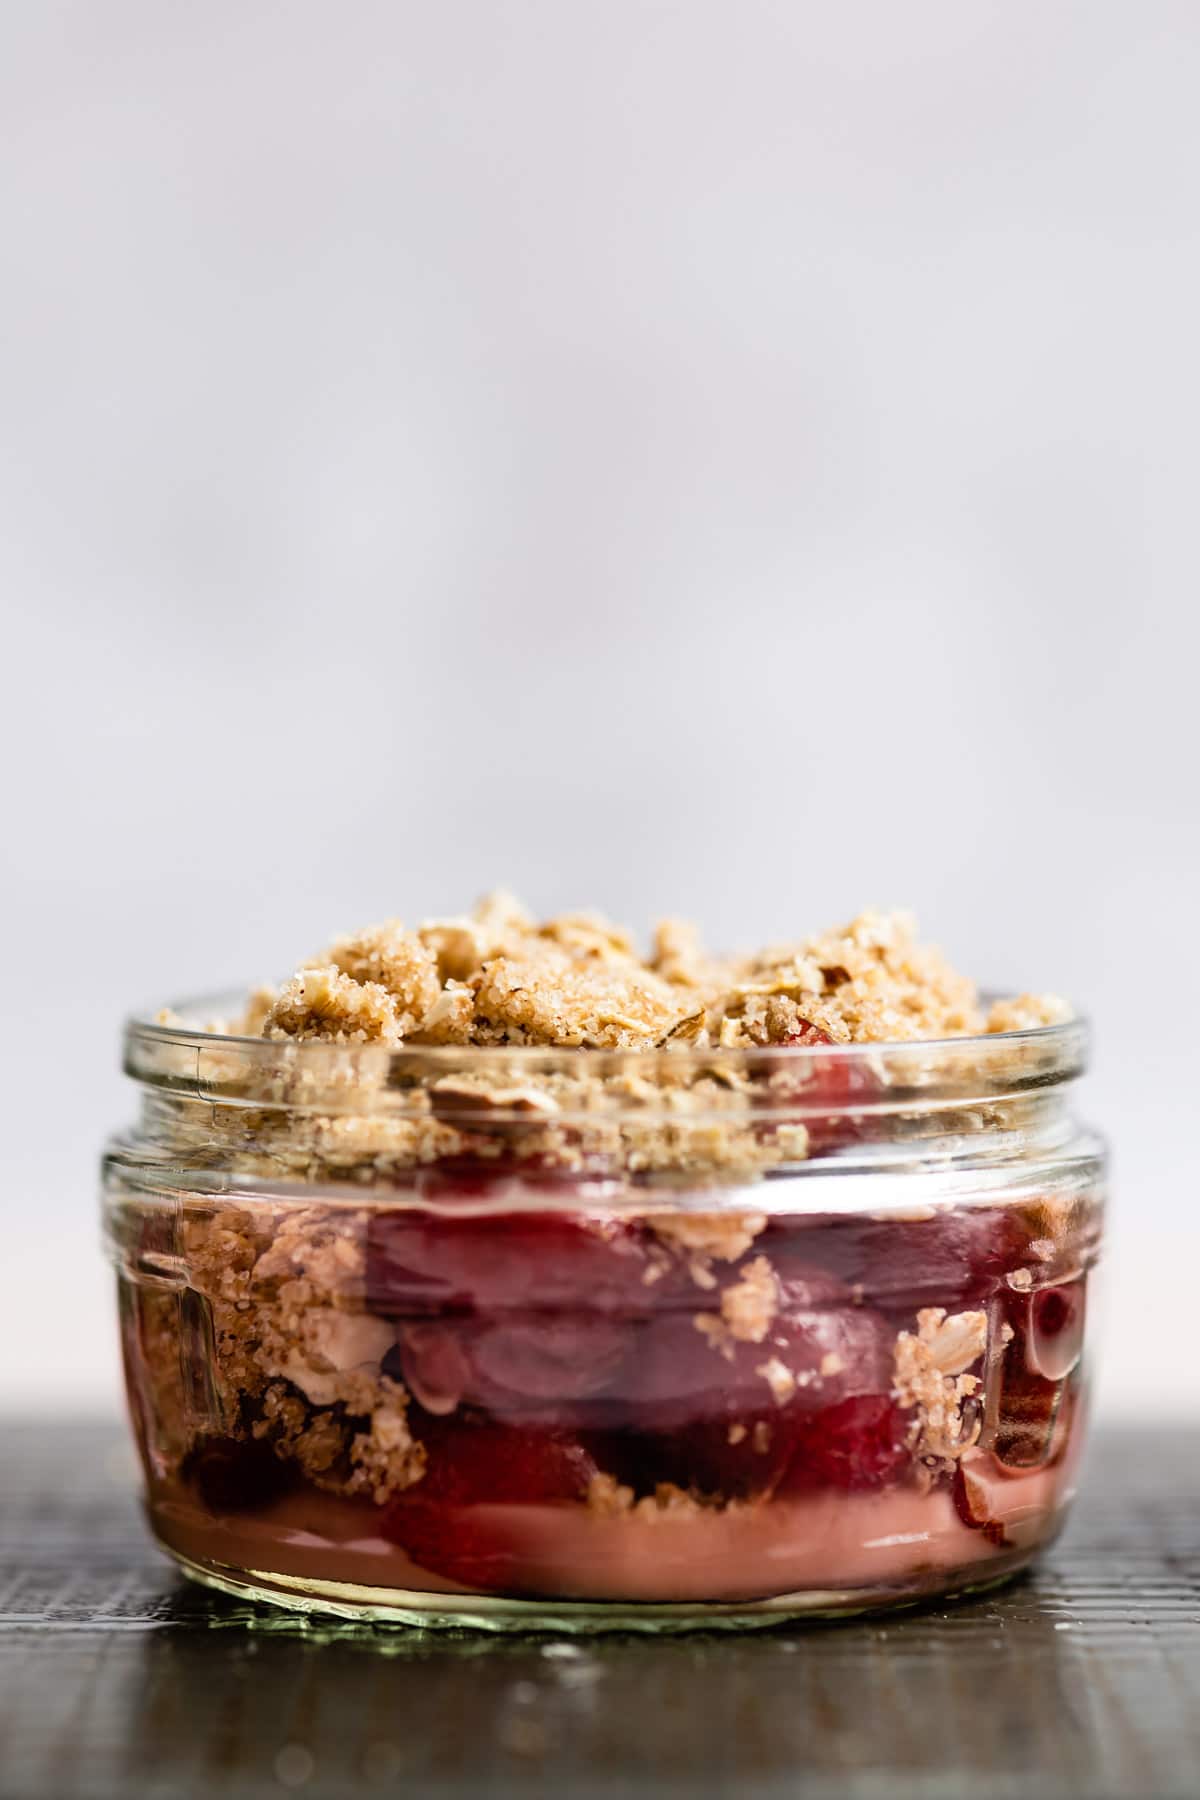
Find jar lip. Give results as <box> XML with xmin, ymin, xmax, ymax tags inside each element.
<box><xmin>122</xmin><ymin>987</ymin><xmax>1089</xmax><ymax>1087</ymax></box>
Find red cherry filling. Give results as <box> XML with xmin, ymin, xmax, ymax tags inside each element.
<box><xmin>366</xmin><ymin>1209</ymin><xmax>660</xmax><ymax>1319</ymax></box>
<box><xmin>629</xmin><ymin>1281</ymin><xmax>893</xmax><ymax>1429</ymax></box>
<box><xmin>616</xmin><ymin>1270</ymin><xmax>897</xmax><ymax>1497</ymax></box>
<box><xmin>397</xmin><ymin>1314</ymin><xmax>631</xmax><ymax>1423</ymax></box>
<box><xmin>779</xmin><ymin>1394</ymin><xmax>912</xmax><ymax>1494</ymax></box>
<box><xmin>381</xmin><ymin>1416</ymin><xmax>601</xmax><ymax>1590</ymax></box>
<box><xmin>766</xmin><ymin>1205</ymin><xmax>1033</xmax><ymax>1313</ymax></box>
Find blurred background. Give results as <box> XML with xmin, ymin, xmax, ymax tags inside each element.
<box><xmin>2</xmin><ymin>2</ymin><xmax>1196</xmax><ymax>1419</ymax></box>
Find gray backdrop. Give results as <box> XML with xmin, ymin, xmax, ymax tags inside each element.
<box><xmin>2</xmin><ymin>2</ymin><xmax>1196</xmax><ymax>1418</ymax></box>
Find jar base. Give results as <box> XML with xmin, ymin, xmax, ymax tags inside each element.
<box><xmin>166</xmin><ymin>1543</ymin><xmax>1036</xmax><ymax>1634</ymax></box>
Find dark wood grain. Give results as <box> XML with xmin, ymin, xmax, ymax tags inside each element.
<box><xmin>0</xmin><ymin>1423</ymin><xmax>1196</xmax><ymax>1800</ymax></box>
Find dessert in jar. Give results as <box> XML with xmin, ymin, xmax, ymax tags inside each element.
<box><xmin>104</xmin><ymin>896</ymin><xmax>1105</xmax><ymax>1629</ymax></box>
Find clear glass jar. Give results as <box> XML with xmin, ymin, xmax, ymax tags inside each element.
<box><xmin>103</xmin><ymin>996</ymin><xmax>1105</xmax><ymax>1631</ymax></box>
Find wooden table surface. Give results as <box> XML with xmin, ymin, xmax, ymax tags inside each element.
<box><xmin>0</xmin><ymin>1422</ymin><xmax>1196</xmax><ymax>1800</ymax></box>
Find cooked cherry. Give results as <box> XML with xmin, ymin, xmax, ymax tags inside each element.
<box><xmin>183</xmin><ymin>1435</ymin><xmax>293</xmax><ymax>1513</ymax></box>
<box><xmin>397</xmin><ymin>1413</ymin><xmax>601</xmax><ymax>1506</ymax></box>
<box><xmin>780</xmin><ymin>1394</ymin><xmax>912</xmax><ymax>1493</ymax></box>
<box><xmin>366</xmin><ymin>1209</ymin><xmax>660</xmax><ymax>1318</ymax></box>
<box><xmin>397</xmin><ymin>1314</ymin><xmax>631</xmax><ymax>1424</ymax></box>
<box><xmin>629</xmin><ymin>1282</ymin><xmax>893</xmax><ymax>1428</ymax></box>
<box><xmin>767</xmin><ymin>1205</ymin><xmax>1032</xmax><ymax>1312</ymax></box>
<box><xmin>626</xmin><ymin>1402</ymin><xmax>817</xmax><ymax>1500</ymax></box>
<box><xmin>381</xmin><ymin>1416</ymin><xmax>601</xmax><ymax>1590</ymax></box>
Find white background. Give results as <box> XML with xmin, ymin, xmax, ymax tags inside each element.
<box><xmin>2</xmin><ymin>2</ymin><xmax>1196</xmax><ymax>1417</ymax></box>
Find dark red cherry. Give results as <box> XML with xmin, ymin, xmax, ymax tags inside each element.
<box><xmin>396</xmin><ymin>1313</ymin><xmax>632</xmax><ymax>1423</ymax></box>
<box><xmin>398</xmin><ymin>1413</ymin><xmax>601</xmax><ymax>1506</ymax></box>
<box><xmin>767</xmin><ymin>1205</ymin><xmax>1032</xmax><ymax>1313</ymax></box>
<box><xmin>618</xmin><ymin>1411</ymin><xmax>803</xmax><ymax>1501</ymax></box>
<box><xmin>182</xmin><ymin>1435</ymin><xmax>294</xmax><ymax>1513</ymax></box>
<box><xmin>381</xmin><ymin>1416</ymin><xmax>600</xmax><ymax>1590</ymax></box>
<box><xmin>628</xmin><ymin>1279</ymin><xmax>894</xmax><ymax>1430</ymax></box>
<box><xmin>780</xmin><ymin>1394</ymin><xmax>912</xmax><ymax>1493</ymax></box>
<box><xmin>366</xmin><ymin>1209</ymin><xmax>659</xmax><ymax>1319</ymax></box>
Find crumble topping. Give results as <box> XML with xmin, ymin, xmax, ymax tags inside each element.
<box><xmin>586</xmin><ymin>1474</ymin><xmax>713</xmax><ymax>1520</ymax></box>
<box><xmin>125</xmin><ymin>899</ymin><xmax>1086</xmax><ymax>1525</ymax></box>
<box><xmin>263</xmin><ymin>967</ymin><xmax>405</xmax><ymax>1045</ymax></box>
<box><xmin>135</xmin><ymin>1203</ymin><xmax>426</xmax><ymax>1505</ymax></box>
<box><xmin>158</xmin><ymin>896</ymin><xmax>1079</xmax><ymax>1186</ymax></box>
<box><xmin>714</xmin><ymin>910</ymin><xmax>981</xmax><ymax>1046</ymax></box>
<box><xmin>892</xmin><ymin>1307</ymin><xmax>988</xmax><ymax>1469</ymax></box>
<box><xmin>239</xmin><ymin>893</ymin><xmax>1070</xmax><ymax>1053</ymax></box>
<box><xmin>326</xmin><ymin>922</ymin><xmax>442</xmax><ymax>1035</ymax></box>
<box><xmin>692</xmin><ymin>1255</ymin><xmax>779</xmax><ymax>1354</ymax></box>
<box><xmin>756</xmin><ymin>1356</ymin><xmax>798</xmax><ymax>1406</ymax></box>
<box><xmin>985</xmin><ymin>994</ymin><xmax>1073</xmax><ymax>1034</ymax></box>
<box><xmin>718</xmin><ymin>1256</ymin><xmax>779</xmax><ymax>1344</ymax></box>
<box><xmin>467</xmin><ymin>951</ymin><xmax>686</xmax><ymax>1049</ymax></box>
<box><xmin>644</xmin><ymin>1213</ymin><xmax>767</xmax><ymax>1266</ymax></box>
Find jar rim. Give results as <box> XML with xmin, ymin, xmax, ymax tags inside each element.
<box><xmin>122</xmin><ymin>987</ymin><xmax>1089</xmax><ymax>1096</ymax></box>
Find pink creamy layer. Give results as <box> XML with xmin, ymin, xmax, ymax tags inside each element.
<box><xmin>150</xmin><ymin>1454</ymin><xmax>1070</xmax><ymax>1604</ymax></box>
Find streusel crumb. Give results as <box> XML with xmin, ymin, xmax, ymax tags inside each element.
<box><xmin>326</xmin><ymin>921</ymin><xmax>442</xmax><ymax>1036</ymax></box>
<box><xmin>985</xmin><ymin>993</ymin><xmax>1073</xmax><ymax>1033</ymax></box>
<box><xmin>892</xmin><ymin>1307</ymin><xmax>988</xmax><ymax>1470</ymax></box>
<box><xmin>264</xmin><ymin>966</ymin><xmax>405</xmax><ymax>1045</ymax></box>
<box><xmin>716</xmin><ymin>910</ymin><xmax>981</xmax><ymax>1045</ymax></box>
<box><xmin>231</xmin><ymin>894</ymin><xmax>1070</xmax><ymax>1052</ymax></box>
<box><xmin>717</xmin><ymin>1256</ymin><xmax>779</xmax><ymax>1345</ymax></box>
<box><xmin>145</xmin><ymin>1204</ymin><xmax>427</xmax><ymax>1504</ymax></box>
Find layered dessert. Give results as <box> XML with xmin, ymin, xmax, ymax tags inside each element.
<box><xmin>108</xmin><ymin>897</ymin><xmax>1103</xmax><ymax>1624</ymax></box>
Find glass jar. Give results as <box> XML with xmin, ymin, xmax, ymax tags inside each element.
<box><xmin>103</xmin><ymin>997</ymin><xmax>1105</xmax><ymax>1631</ymax></box>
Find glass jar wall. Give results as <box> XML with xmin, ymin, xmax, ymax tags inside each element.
<box><xmin>104</xmin><ymin>1000</ymin><xmax>1105</xmax><ymax>1629</ymax></box>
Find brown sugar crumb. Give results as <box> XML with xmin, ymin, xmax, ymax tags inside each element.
<box><xmin>986</xmin><ymin>993</ymin><xmax>1073</xmax><ymax>1033</ymax></box>
<box><xmin>264</xmin><ymin>966</ymin><xmax>404</xmax><ymax>1044</ymax></box>
<box><xmin>587</xmin><ymin>1471</ymin><xmax>636</xmax><ymax>1515</ymax></box>
<box><xmin>633</xmin><ymin>1483</ymin><xmax>711</xmax><ymax>1519</ymax></box>
<box><xmin>183</xmin><ymin>897</ymin><xmax>1077</xmax><ymax>1181</ymax></box>
<box><xmin>651</xmin><ymin>918</ymin><xmax>728</xmax><ymax>993</ymax></box>
<box><xmin>644</xmin><ymin>1212</ymin><xmax>767</xmax><ymax>1266</ymax></box>
<box><xmin>416</xmin><ymin>894</ymin><xmax>529</xmax><ymax>983</ymax></box>
<box><xmin>326</xmin><ymin>921</ymin><xmax>441</xmax><ymax>1036</ymax></box>
<box><xmin>586</xmin><ymin>1474</ymin><xmax>712</xmax><ymax>1519</ymax></box>
<box><xmin>148</xmin><ymin>1204</ymin><xmax>427</xmax><ymax>1504</ymax></box>
<box><xmin>235</xmin><ymin>895</ymin><xmax>1070</xmax><ymax>1055</ymax></box>
<box><xmin>537</xmin><ymin>911</ymin><xmax>639</xmax><ymax>962</ymax></box>
<box><xmin>718</xmin><ymin>1256</ymin><xmax>779</xmax><ymax>1345</ymax></box>
<box><xmin>468</xmin><ymin>950</ymin><xmax>689</xmax><ymax>1048</ymax></box>
<box><xmin>892</xmin><ymin>1307</ymin><xmax>988</xmax><ymax>1468</ymax></box>
<box><xmin>413</xmin><ymin>982</ymin><xmax>477</xmax><ymax>1044</ymax></box>
<box><xmin>756</xmin><ymin>1356</ymin><xmax>798</xmax><ymax>1406</ymax></box>
<box><xmin>715</xmin><ymin>910</ymin><xmax>984</xmax><ymax>1046</ymax></box>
